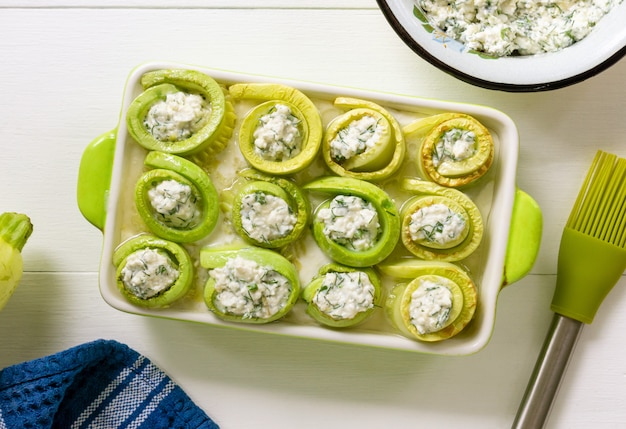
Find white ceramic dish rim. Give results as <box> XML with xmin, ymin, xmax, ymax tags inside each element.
<box><xmin>98</xmin><ymin>62</ymin><xmax>520</xmax><ymax>356</ymax></box>
<box><xmin>377</xmin><ymin>0</ymin><xmax>626</xmax><ymax>92</ymax></box>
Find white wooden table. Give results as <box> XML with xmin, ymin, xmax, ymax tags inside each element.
<box><xmin>1</xmin><ymin>2</ymin><xmax>626</xmax><ymax>428</ymax></box>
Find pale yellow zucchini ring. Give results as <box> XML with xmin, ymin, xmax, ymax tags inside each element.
<box><xmin>403</xmin><ymin>113</ymin><xmax>494</xmax><ymax>188</ymax></box>
<box><xmin>323</xmin><ymin>97</ymin><xmax>406</xmax><ymax>182</ymax></box>
<box><xmin>379</xmin><ymin>259</ymin><xmax>478</xmax><ymax>342</ymax></box>
<box><xmin>228</xmin><ymin>83</ymin><xmax>323</xmax><ymax>175</ymax></box>
<box><xmin>399</xmin><ymin>177</ymin><xmax>483</xmax><ymax>262</ymax></box>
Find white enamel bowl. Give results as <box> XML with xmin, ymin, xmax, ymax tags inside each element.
<box><xmin>377</xmin><ymin>0</ymin><xmax>626</xmax><ymax>92</ymax></box>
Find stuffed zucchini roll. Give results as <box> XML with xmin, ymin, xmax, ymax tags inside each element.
<box><xmin>231</xmin><ymin>169</ymin><xmax>309</xmax><ymax>249</ymax></box>
<box><xmin>113</xmin><ymin>234</ymin><xmax>194</xmax><ymax>308</ymax></box>
<box><xmin>323</xmin><ymin>97</ymin><xmax>406</xmax><ymax>182</ymax></box>
<box><xmin>304</xmin><ymin>176</ymin><xmax>400</xmax><ymax>267</ymax></box>
<box><xmin>403</xmin><ymin>113</ymin><xmax>494</xmax><ymax>188</ymax></box>
<box><xmin>302</xmin><ymin>263</ymin><xmax>382</xmax><ymax>328</ymax></box>
<box><xmin>380</xmin><ymin>259</ymin><xmax>477</xmax><ymax>342</ymax></box>
<box><xmin>126</xmin><ymin>69</ymin><xmax>235</xmax><ymax>163</ymax></box>
<box><xmin>200</xmin><ymin>245</ymin><xmax>300</xmax><ymax>323</ymax></box>
<box><xmin>399</xmin><ymin>178</ymin><xmax>483</xmax><ymax>262</ymax></box>
<box><xmin>229</xmin><ymin>83</ymin><xmax>323</xmax><ymax>175</ymax></box>
<box><xmin>135</xmin><ymin>151</ymin><xmax>220</xmax><ymax>243</ymax></box>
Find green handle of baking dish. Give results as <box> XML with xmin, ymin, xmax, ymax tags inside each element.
<box><xmin>76</xmin><ymin>129</ymin><xmax>542</xmax><ymax>286</ymax></box>
<box><xmin>77</xmin><ymin>129</ymin><xmax>117</xmax><ymax>231</ymax></box>
<box><xmin>502</xmin><ymin>188</ymin><xmax>542</xmax><ymax>286</ymax></box>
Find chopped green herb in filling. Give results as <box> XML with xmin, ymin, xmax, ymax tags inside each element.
<box><xmin>209</xmin><ymin>256</ymin><xmax>292</xmax><ymax>319</ymax></box>
<box><xmin>409</xmin><ymin>203</ymin><xmax>467</xmax><ymax>246</ymax></box>
<box><xmin>119</xmin><ymin>248</ymin><xmax>179</xmax><ymax>299</ymax></box>
<box><xmin>432</xmin><ymin>128</ymin><xmax>476</xmax><ymax>168</ymax></box>
<box><xmin>144</xmin><ymin>91</ymin><xmax>210</xmax><ymax>142</ymax></box>
<box><xmin>313</xmin><ymin>271</ymin><xmax>375</xmax><ymax>320</ymax></box>
<box><xmin>148</xmin><ymin>179</ymin><xmax>200</xmax><ymax>229</ymax></box>
<box><xmin>409</xmin><ymin>278</ymin><xmax>453</xmax><ymax>334</ymax></box>
<box><xmin>253</xmin><ymin>104</ymin><xmax>303</xmax><ymax>161</ymax></box>
<box><xmin>330</xmin><ymin>115</ymin><xmax>382</xmax><ymax>162</ymax></box>
<box><xmin>239</xmin><ymin>191</ymin><xmax>297</xmax><ymax>243</ymax></box>
<box><xmin>317</xmin><ymin>195</ymin><xmax>381</xmax><ymax>251</ymax></box>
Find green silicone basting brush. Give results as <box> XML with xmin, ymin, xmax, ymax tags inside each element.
<box><xmin>513</xmin><ymin>150</ymin><xmax>626</xmax><ymax>429</ymax></box>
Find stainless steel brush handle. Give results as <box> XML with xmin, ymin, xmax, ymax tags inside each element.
<box><xmin>511</xmin><ymin>313</ymin><xmax>584</xmax><ymax>429</ymax></box>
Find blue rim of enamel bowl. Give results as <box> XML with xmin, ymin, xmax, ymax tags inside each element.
<box><xmin>377</xmin><ymin>0</ymin><xmax>626</xmax><ymax>92</ymax></box>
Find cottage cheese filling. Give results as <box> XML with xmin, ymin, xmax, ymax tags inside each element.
<box><xmin>120</xmin><ymin>248</ymin><xmax>179</xmax><ymax>299</ymax></box>
<box><xmin>144</xmin><ymin>91</ymin><xmax>210</xmax><ymax>142</ymax></box>
<box><xmin>239</xmin><ymin>192</ymin><xmax>297</xmax><ymax>242</ymax></box>
<box><xmin>409</xmin><ymin>278</ymin><xmax>453</xmax><ymax>334</ymax></box>
<box><xmin>417</xmin><ymin>0</ymin><xmax>622</xmax><ymax>56</ymax></box>
<box><xmin>432</xmin><ymin>128</ymin><xmax>476</xmax><ymax>168</ymax></box>
<box><xmin>148</xmin><ymin>179</ymin><xmax>200</xmax><ymax>229</ymax></box>
<box><xmin>409</xmin><ymin>203</ymin><xmax>467</xmax><ymax>247</ymax></box>
<box><xmin>317</xmin><ymin>195</ymin><xmax>381</xmax><ymax>251</ymax></box>
<box><xmin>313</xmin><ymin>271</ymin><xmax>375</xmax><ymax>320</ymax></box>
<box><xmin>253</xmin><ymin>104</ymin><xmax>303</xmax><ymax>161</ymax></box>
<box><xmin>330</xmin><ymin>115</ymin><xmax>383</xmax><ymax>162</ymax></box>
<box><xmin>209</xmin><ymin>256</ymin><xmax>292</xmax><ymax>319</ymax></box>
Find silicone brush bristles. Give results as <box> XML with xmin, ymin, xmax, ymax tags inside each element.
<box><xmin>566</xmin><ymin>150</ymin><xmax>626</xmax><ymax>248</ymax></box>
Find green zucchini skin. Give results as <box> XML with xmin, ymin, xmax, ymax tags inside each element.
<box><xmin>113</xmin><ymin>234</ymin><xmax>194</xmax><ymax>309</ymax></box>
<box><xmin>304</xmin><ymin>176</ymin><xmax>400</xmax><ymax>268</ymax></box>
<box><xmin>135</xmin><ymin>151</ymin><xmax>219</xmax><ymax>243</ymax></box>
<box><xmin>231</xmin><ymin>169</ymin><xmax>310</xmax><ymax>249</ymax></box>
<box><xmin>301</xmin><ymin>263</ymin><xmax>382</xmax><ymax>328</ymax></box>
<box><xmin>127</xmin><ymin>69</ymin><xmax>233</xmax><ymax>157</ymax></box>
<box><xmin>200</xmin><ymin>245</ymin><xmax>301</xmax><ymax>324</ymax></box>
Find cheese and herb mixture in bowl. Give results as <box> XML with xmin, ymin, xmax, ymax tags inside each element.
<box><xmin>417</xmin><ymin>0</ymin><xmax>623</xmax><ymax>57</ymax></box>
<box><xmin>377</xmin><ymin>0</ymin><xmax>626</xmax><ymax>90</ymax></box>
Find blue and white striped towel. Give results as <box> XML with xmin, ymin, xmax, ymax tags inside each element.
<box><xmin>0</xmin><ymin>339</ymin><xmax>218</xmax><ymax>429</ymax></box>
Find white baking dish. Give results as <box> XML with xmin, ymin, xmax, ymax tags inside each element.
<box><xmin>78</xmin><ymin>62</ymin><xmax>541</xmax><ymax>355</ymax></box>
